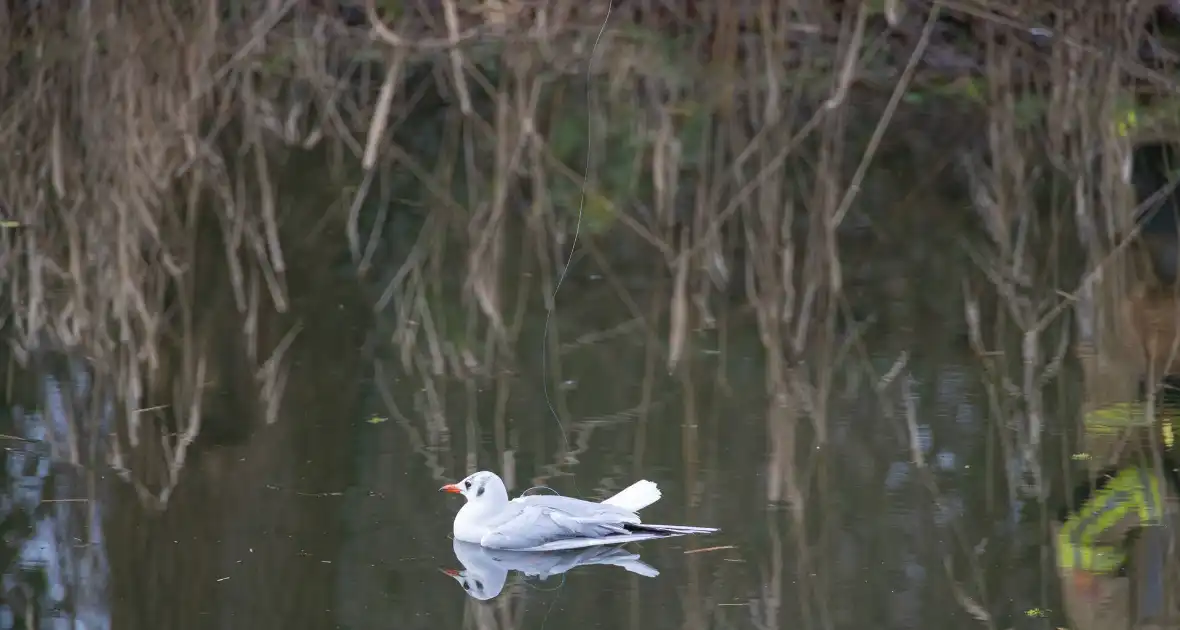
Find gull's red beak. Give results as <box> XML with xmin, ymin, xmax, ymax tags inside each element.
<box><xmin>439</xmin><ymin>483</ymin><xmax>462</xmax><ymax>494</ymax></box>
<box><xmin>439</xmin><ymin>568</ymin><xmax>461</xmax><ymax>577</ymax></box>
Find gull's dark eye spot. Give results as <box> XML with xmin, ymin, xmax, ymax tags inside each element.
<box><xmin>463</xmin><ymin>580</ymin><xmax>470</xmax><ymax>590</ymax></box>
<box><xmin>476</xmin><ymin>484</ymin><xmax>485</xmax><ymax>498</ymax></box>
<box><xmin>464</xmin><ymin>480</ymin><xmax>472</xmax><ymax>489</ymax></box>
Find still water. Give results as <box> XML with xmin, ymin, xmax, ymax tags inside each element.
<box><xmin>0</xmin><ymin>179</ymin><xmax>1073</xmax><ymax>629</ymax></box>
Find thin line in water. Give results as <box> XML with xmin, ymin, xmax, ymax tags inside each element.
<box><xmin>541</xmin><ymin>1</ymin><xmax>613</xmax><ymax>494</ymax></box>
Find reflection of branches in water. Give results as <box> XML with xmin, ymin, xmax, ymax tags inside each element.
<box><xmin>100</xmin><ymin>311</ymin><xmax>298</xmax><ymax>511</ymax></box>
<box><xmin>378</xmin><ymin>327</ymin><xmax>677</xmax><ymax>490</ymax></box>
<box><xmin>952</xmin><ymin>13</ymin><xmax>1173</xmax><ymax>626</ymax></box>
<box><xmin>109</xmin><ymin>356</ymin><xmax>206</xmax><ymax>509</ymax></box>
<box><xmin>901</xmin><ymin>388</ymin><xmax>994</xmax><ymax>626</ymax></box>
<box><xmin>375</xmin><ymin>358</ymin><xmax>449</xmax><ymax>485</ymax></box>
<box><xmin>379</xmin><ymin>215</ymin><xmax>682</xmax><ymax>490</ymax></box>
<box><xmin>751</xmin><ymin>512</ymin><xmax>784</xmax><ymax>630</ymax></box>
<box><xmin>379</xmin><ymin>227</ymin><xmax>1023</xmax><ymax>629</ymax></box>
<box><xmin>0</xmin><ymin>368</ymin><xmax>110</xmax><ymax>629</ymax></box>
<box><xmin>0</xmin><ymin>1</ymin><xmax>396</xmax><ymax>518</ymax></box>
<box><xmin>328</xmin><ymin>6</ymin><xmax>1176</xmax><ymax>630</ymax></box>
<box><xmin>257</xmin><ymin>323</ymin><xmax>302</xmax><ymax>427</ymax></box>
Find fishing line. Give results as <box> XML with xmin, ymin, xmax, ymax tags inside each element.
<box><xmin>541</xmin><ymin>2</ymin><xmax>613</xmax><ymax>493</ymax></box>
<box><xmin>521</xmin><ymin>574</ymin><xmax>567</xmax><ymax>594</ymax></box>
<box><xmin>518</xmin><ymin>484</ymin><xmax>567</xmax><ymax>627</ymax></box>
<box><xmin>534</xmin><ymin>573</ymin><xmax>567</xmax><ymax>630</ymax></box>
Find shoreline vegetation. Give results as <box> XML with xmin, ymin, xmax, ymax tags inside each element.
<box><xmin>6</xmin><ymin>1</ymin><xmax>1180</xmax><ymax>627</ymax></box>
<box><xmin>1</xmin><ymin>0</ymin><xmax>1179</xmax><ymax>522</ymax></box>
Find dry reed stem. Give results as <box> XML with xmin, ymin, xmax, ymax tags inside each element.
<box><xmin>668</xmin><ymin>228</ymin><xmax>690</xmax><ymax>370</ymax></box>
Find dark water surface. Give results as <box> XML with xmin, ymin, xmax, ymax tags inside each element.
<box><xmin>0</xmin><ymin>175</ymin><xmax>1074</xmax><ymax>630</ymax></box>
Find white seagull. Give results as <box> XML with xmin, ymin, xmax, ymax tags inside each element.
<box><xmin>439</xmin><ymin>471</ymin><xmax>718</xmax><ymax>551</ymax></box>
<box><xmin>441</xmin><ymin>539</ymin><xmax>660</xmax><ymax>600</ymax></box>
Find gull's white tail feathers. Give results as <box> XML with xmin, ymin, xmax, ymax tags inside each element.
<box><xmin>602</xmin><ymin>479</ymin><xmax>661</xmax><ymax>512</ymax></box>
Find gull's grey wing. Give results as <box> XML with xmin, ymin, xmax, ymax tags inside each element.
<box><xmin>480</xmin><ymin>502</ymin><xmax>639</xmax><ymax>550</ymax></box>
<box><xmin>503</xmin><ymin>532</ymin><xmax>674</xmax><ymax>552</ymax></box>
<box><xmin>512</xmin><ymin>494</ymin><xmax>640</xmax><ymax>519</ymax></box>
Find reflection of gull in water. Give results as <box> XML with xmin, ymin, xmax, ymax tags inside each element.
<box><xmin>441</xmin><ymin>539</ymin><xmax>660</xmax><ymax>601</ymax></box>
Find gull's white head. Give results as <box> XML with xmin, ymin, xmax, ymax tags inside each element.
<box><xmin>439</xmin><ymin>470</ymin><xmax>509</xmax><ymax>506</ymax></box>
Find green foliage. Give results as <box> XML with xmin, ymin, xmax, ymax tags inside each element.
<box><xmin>376</xmin><ymin>0</ymin><xmax>404</xmax><ymax>20</ymax></box>
<box><xmin>544</xmin><ymin>85</ymin><xmax>712</xmax><ymax>236</ymax></box>
<box><xmin>902</xmin><ymin>76</ymin><xmax>985</xmax><ymax>105</ymax></box>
